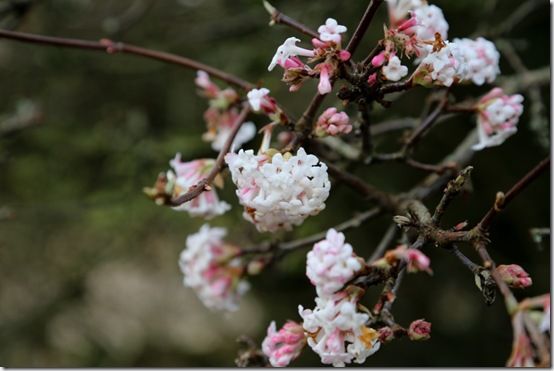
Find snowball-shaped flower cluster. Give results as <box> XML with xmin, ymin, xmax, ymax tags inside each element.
<box><xmin>225</xmin><ymin>147</ymin><xmax>330</xmax><ymax>232</ymax></box>
<box><xmin>179</xmin><ymin>224</ymin><xmax>249</xmax><ymax>311</ymax></box>
<box><xmin>318</xmin><ymin>18</ymin><xmax>348</xmax><ymax>45</ymax></box>
<box><xmin>262</xmin><ymin>321</ymin><xmax>306</xmax><ymax>367</ymax></box>
<box><xmin>415</xmin><ymin>42</ymin><xmax>465</xmax><ymax>87</ymax></box>
<box><xmin>169</xmin><ymin>154</ymin><xmax>230</xmax><ymax>218</ymax></box>
<box><xmin>315</xmin><ymin>107</ymin><xmax>352</xmax><ymax>137</ymax></box>
<box><xmin>382</xmin><ymin>55</ymin><xmax>409</xmax><ymax>81</ymax></box>
<box><xmin>473</xmin><ymin>88</ymin><xmax>524</xmax><ymax>151</ymax></box>
<box><xmin>455</xmin><ymin>37</ymin><xmax>500</xmax><ymax>85</ymax></box>
<box><xmin>299</xmin><ymin>293</ymin><xmax>381</xmax><ymax>367</ymax></box>
<box><xmin>386</xmin><ymin>0</ymin><xmax>425</xmax><ymax>24</ymax></box>
<box><xmin>413</xmin><ymin>4</ymin><xmax>449</xmax><ymax>42</ymax></box>
<box><xmin>306</xmin><ymin>229</ymin><xmax>363</xmax><ymax>297</ymax></box>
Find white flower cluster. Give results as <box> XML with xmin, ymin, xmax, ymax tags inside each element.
<box><xmin>169</xmin><ymin>154</ymin><xmax>230</xmax><ymax>219</ymax></box>
<box><xmin>300</xmin><ymin>230</ymin><xmax>380</xmax><ymax>366</ymax></box>
<box><xmin>179</xmin><ymin>224</ymin><xmax>249</xmax><ymax>311</ymax></box>
<box><xmin>382</xmin><ymin>55</ymin><xmax>408</xmax><ymax>81</ymax></box>
<box><xmin>413</xmin><ymin>4</ymin><xmax>449</xmax><ymax>42</ymax></box>
<box><xmin>416</xmin><ymin>42</ymin><xmax>466</xmax><ymax>87</ymax></box>
<box><xmin>318</xmin><ymin>18</ymin><xmax>348</xmax><ymax>45</ymax></box>
<box><xmin>306</xmin><ymin>229</ymin><xmax>363</xmax><ymax>297</ymax></box>
<box><xmin>454</xmin><ymin>37</ymin><xmax>500</xmax><ymax>86</ymax></box>
<box><xmin>299</xmin><ymin>293</ymin><xmax>380</xmax><ymax>367</ymax></box>
<box><xmin>473</xmin><ymin>88</ymin><xmax>524</xmax><ymax>151</ymax></box>
<box><xmin>225</xmin><ymin>147</ymin><xmax>331</xmax><ymax>233</ymax></box>
<box><xmin>385</xmin><ymin>0</ymin><xmax>424</xmax><ymax>23</ymax></box>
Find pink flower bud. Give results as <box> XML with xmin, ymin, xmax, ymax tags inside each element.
<box><xmin>408</xmin><ymin>319</ymin><xmax>431</xmax><ymax>341</ymax></box>
<box><xmin>338</xmin><ymin>50</ymin><xmax>351</xmax><ymax>61</ymax></box>
<box><xmin>317</xmin><ymin>63</ymin><xmax>333</xmax><ymax>95</ymax></box>
<box><xmin>378</xmin><ymin>326</ymin><xmax>394</xmax><ymax>343</ymax></box>
<box><xmin>315</xmin><ymin>107</ymin><xmax>352</xmax><ymax>137</ymax></box>
<box><xmin>262</xmin><ymin>321</ymin><xmax>306</xmax><ymax>367</ymax></box>
<box><xmin>311</xmin><ymin>37</ymin><xmax>329</xmax><ymax>49</ymax></box>
<box><xmin>496</xmin><ymin>265</ymin><xmax>533</xmax><ymax>289</ymax></box>
<box><xmin>371</xmin><ymin>51</ymin><xmax>387</xmax><ymax>67</ymax></box>
<box><xmin>367</xmin><ymin>73</ymin><xmax>378</xmax><ymax>86</ymax></box>
<box><xmin>406</xmin><ymin>249</ymin><xmax>431</xmax><ymax>274</ymax></box>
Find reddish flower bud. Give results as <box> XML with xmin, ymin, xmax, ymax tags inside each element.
<box><xmin>408</xmin><ymin>319</ymin><xmax>431</xmax><ymax>341</ymax></box>
<box><xmin>496</xmin><ymin>264</ymin><xmax>533</xmax><ymax>289</ymax></box>
<box><xmin>378</xmin><ymin>326</ymin><xmax>394</xmax><ymax>343</ymax></box>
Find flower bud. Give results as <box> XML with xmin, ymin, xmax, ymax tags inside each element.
<box><xmin>378</xmin><ymin>326</ymin><xmax>394</xmax><ymax>343</ymax></box>
<box><xmin>408</xmin><ymin>319</ymin><xmax>431</xmax><ymax>341</ymax></box>
<box><xmin>496</xmin><ymin>264</ymin><xmax>532</xmax><ymax>289</ymax></box>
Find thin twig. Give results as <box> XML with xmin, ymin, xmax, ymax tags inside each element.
<box><xmin>345</xmin><ymin>0</ymin><xmax>384</xmax><ymax>55</ymax></box>
<box><xmin>0</xmin><ymin>28</ymin><xmax>254</xmax><ymax>90</ymax></box>
<box><xmin>263</xmin><ymin>1</ymin><xmax>318</xmax><ymax>39</ymax></box>
<box><xmin>368</xmin><ymin>223</ymin><xmax>397</xmax><ymax>263</ymax></box>
<box><xmin>170</xmin><ymin>104</ymin><xmax>251</xmax><ymax>206</ymax></box>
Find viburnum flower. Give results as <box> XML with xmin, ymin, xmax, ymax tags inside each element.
<box><xmin>202</xmin><ymin>107</ymin><xmax>256</xmax><ymax>151</ymax></box>
<box><xmin>246</xmin><ymin>88</ymin><xmax>277</xmax><ymax>114</ymax></box>
<box><xmin>496</xmin><ymin>264</ymin><xmax>533</xmax><ymax>289</ymax></box>
<box><xmin>385</xmin><ymin>0</ymin><xmax>425</xmax><ymax>25</ymax></box>
<box><xmin>455</xmin><ymin>37</ymin><xmax>500</xmax><ymax>85</ymax></box>
<box><xmin>382</xmin><ymin>55</ymin><xmax>409</xmax><ymax>81</ymax></box>
<box><xmin>268</xmin><ymin>37</ymin><xmax>315</xmax><ymax>72</ymax></box>
<box><xmin>408</xmin><ymin>319</ymin><xmax>432</xmax><ymax>341</ymax></box>
<box><xmin>413</xmin><ymin>41</ymin><xmax>465</xmax><ymax>87</ymax></box>
<box><xmin>299</xmin><ymin>293</ymin><xmax>381</xmax><ymax>367</ymax></box>
<box><xmin>507</xmin><ymin>312</ymin><xmax>536</xmax><ymax>367</ymax></box>
<box><xmin>195</xmin><ymin>70</ymin><xmax>220</xmax><ymax>99</ymax></box>
<box><xmin>306</xmin><ymin>229</ymin><xmax>363</xmax><ymax>297</ymax></box>
<box><xmin>472</xmin><ymin>87</ymin><xmax>524</xmax><ymax>151</ymax></box>
<box><xmin>225</xmin><ymin>147</ymin><xmax>331</xmax><ymax>233</ymax></box>
<box><xmin>262</xmin><ymin>321</ymin><xmax>306</xmax><ymax>367</ymax></box>
<box><xmin>317</xmin><ymin>18</ymin><xmax>347</xmax><ymax>45</ymax></box>
<box><xmin>179</xmin><ymin>224</ymin><xmax>249</xmax><ymax>311</ymax></box>
<box><xmin>316</xmin><ymin>63</ymin><xmax>333</xmax><ymax>95</ymax></box>
<box><xmin>383</xmin><ymin>245</ymin><xmax>432</xmax><ymax>274</ymax></box>
<box><xmin>413</xmin><ymin>4</ymin><xmax>449</xmax><ymax>42</ymax></box>
<box><xmin>169</xmin><ymin>154</ymin><xmax>230</xmax><ymax>218</ymax></box>
<box><xmin>314</xmin><ymin>107</ymin><xmax>352</xmax><ymax>137</ymax></box>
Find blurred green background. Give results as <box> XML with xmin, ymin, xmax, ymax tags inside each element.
<box><xmin>0</xmin><ymin>0</ymin><xmax>550</xmax><ymax>367</ymax></box>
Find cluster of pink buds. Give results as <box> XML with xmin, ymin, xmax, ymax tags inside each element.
<box><xmin>314</xmin><ymin>107</ymin><xmax>352</xmax><ymax>137</ymax></box>
<box><xmin>407</xmin><ymin>319</ymin><xmax>432</xmax><ymax>341</ymax></box>
<box><xmin>472</xmin><ymin>88</ymin><xmax>524</xmax><ymax>151</ymax></box>
<box><xmin>495</xmin><ymin>264</ymin><xmax>533</xmax><ymax>289</ymax></box>
<box><xmin>179</xmin><ymin>224</ymin><xmax>249</xmax><ymax>311</ymax></box>
<box><xmin>262</xmin><ymin>321</ymin><xmax>307</xmax><ymax>367</ymax></box>
<box><xmin>267</xmin><ymin>18</ymin><xmax>350</xmax><ymax>94</ymax></box>
<box><xmin>224</xmin><ymin>147</ymin><xmax>330</xmax><ymax>233</ymax></box>
<box><xmin>195</xmin><ymin>71</ymin><xmax>256</xmax><ymax>151</ymax></box>
<box><xmin>374</xmin><ymin>244</ymin><xmax>432</xmax><ymax>274</ymax></box>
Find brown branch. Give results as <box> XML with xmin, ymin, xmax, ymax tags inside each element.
<box><xmin>0</xmin><ymin>28</ymin><xmax>254</xmax><ymax>90</ymax></box>
<box><xmin>169</xmin><ymin>104</ymin><xmax>251</xmax><ymax>206</ymax></box>
<box><xmin>345</xmin><ymin>0</ymin><xmax>384</xmax><ymax>55</ymax></box>
<box><xmin>263</xmin><ymin>1</ymin><xmax>318</xmax><ymax>39</ymax></box>
<box><xmin>368</xmin><ymin>223</ymin><xmax>397</xmax><ymax>263</ymax></box>
<box><xmin>478</xmin><ymin>156</ymin><xmax>550</xmax><ymax>230</ymax></box>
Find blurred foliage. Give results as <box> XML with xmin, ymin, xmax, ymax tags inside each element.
<box><xmin>0</xmin><ymin>0</ymin><xmax>550</xmax><ymax>367</ymax></box>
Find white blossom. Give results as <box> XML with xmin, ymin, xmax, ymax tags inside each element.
<box><xmin>268</xmin><ymin>37</ymin><xmax>315</xmax><ymax>71</ymax></box>
<box><xmin>382</xmin><ymin>55</ymin><xmax>409</xmax><ymax>81</ymax></box>
<box><xmin>247</xmin><ymin>88</ymin><xmax>271</xmax><ymax>112</ymax></box>
<box><xmin>386</xmin><ymin>0</ymin><xmax>425</xmax><ymax>23</ymax></box>
<box><xmin>317</xmin><ymin>18</ymin><xmax>347</xmax><ymax>45</ymax></box>
<box><xmin>169</xmin><ymin>154</ymin><xmax>230</xmax><ymax>218</ymax></box>
<box><xmin>179</xmin><ymin>224</ymin><xmax>249</xmax><ymax>311</ymax></box>
<box><xmin>413</xmin><ymin>4</ymin><xmax>449</xmax><ymax>42</ymax></box>
<box><xmin>306</xmin><ymin>229</ymin><xmax>363</xmax><ymax>297</ymax></box>
<box><xmin>454</xmin><ymin>37</ymin><xmax>501</xmax><ymax>85</ymax></box>
<box><xmin>416</xmin><ymin>42</ymin><xmax>465</xmax><ymax>87</ymax></box>
<box><xmin>210</xmin><ymin>121</ymin><xmax>256</xmax><ymax>151</ymax></box>
<box><xmin>225</xmin><ymin>147</ymin><xmax>330</xmax><ymax>233</ymax></box>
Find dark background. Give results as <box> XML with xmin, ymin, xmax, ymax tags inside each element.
<box><xmin>0</xmin><ymin>0</ymin><xmax>550</xmax><ymax>367</ymax></box>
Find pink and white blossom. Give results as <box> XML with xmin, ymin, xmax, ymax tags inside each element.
<box><xmin>262</xmin><ymin>321</ymin><xmax>306</xmax><ymax>367</ymax></box>
<box><xmin>247</xmin><ymin>88</ymin><xmax>277</xmax><ymax>114</ymax></box>
<box><xmin>299</xmin><ymin>293</ymin><xmax>381</xmax><ymax>366</ymax></box>
<box><xmin>455</xmin><ymin>37</ymin><xmax>500</xmax><ymax>85</ymax></box>
<box><xmin>225</xmin><ymin>147</ymin><xmax>330</xmax><ymax>233</ymax></box>
<box><xmin>315</xmin><ymin>107</ymin><xmax>352</xmax><ymax>137</ymax></box>
<box><xmin>169</xmin><ymin>154</ymin><xmax>230</xmax><ymax>218</ymax></box>
<box><xmin>202</xmin><ymin>108</ymin><xmax>256</xmax><ymax>151</ymax></box>
<box><xmin>195</xmin><ymin>70</ymin><xmax>220</xmax><ymax>98</ymax></box>
<box><xmin>268</xmin><ymin>37</ymin><xmax>315</xmax><ymax>72</ymax></box>
<box><xmin>473</xmin><ymin>88</ymin><xmax>524</xmax><ymax>151</ymax></box>
<box><xmin>384</xmin><ymin>245</ymin><xmax>432</xmax><ymax>274</ymax></box>
<box><xmin>414</xmin><ymin>42</ymin><xmax>465</xmax><ymax>87</ymax></box>
<box><xmin>408</xmin><ymin>319</ymin><xmax>432</xmax><ymax>341</ymax></box>
<box><xmin>179</xmin><ymin>224</ymin><xmax>249</xmax><ymax>311</ymax></box>
<box><xmin>382</xmin><ymin>55</ymin><xmax>409</xmax><ymax>81</ymax></box>
<box><xmin>385</xmin><ymin>0</ymin><xmax>425</xmax><ymax>24</ymax></box>
<box><xmin>317</xmin><ymin>63</ymin><xmax>333</xmax><ymax>95</ymax></box>
<box><xmin>317</xmin><ymin>18</ymin><xmax>347</xmax><ymax>45</ymax></box>
<box><xmin>306</xmin><ymin>229</ymin><xmax>363</xmax><ymax>297</ymax></box>
<box><xmin>413</xmin><ymin>4</ymin><xmax>449</xmax><ymax>43</ymax></box>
